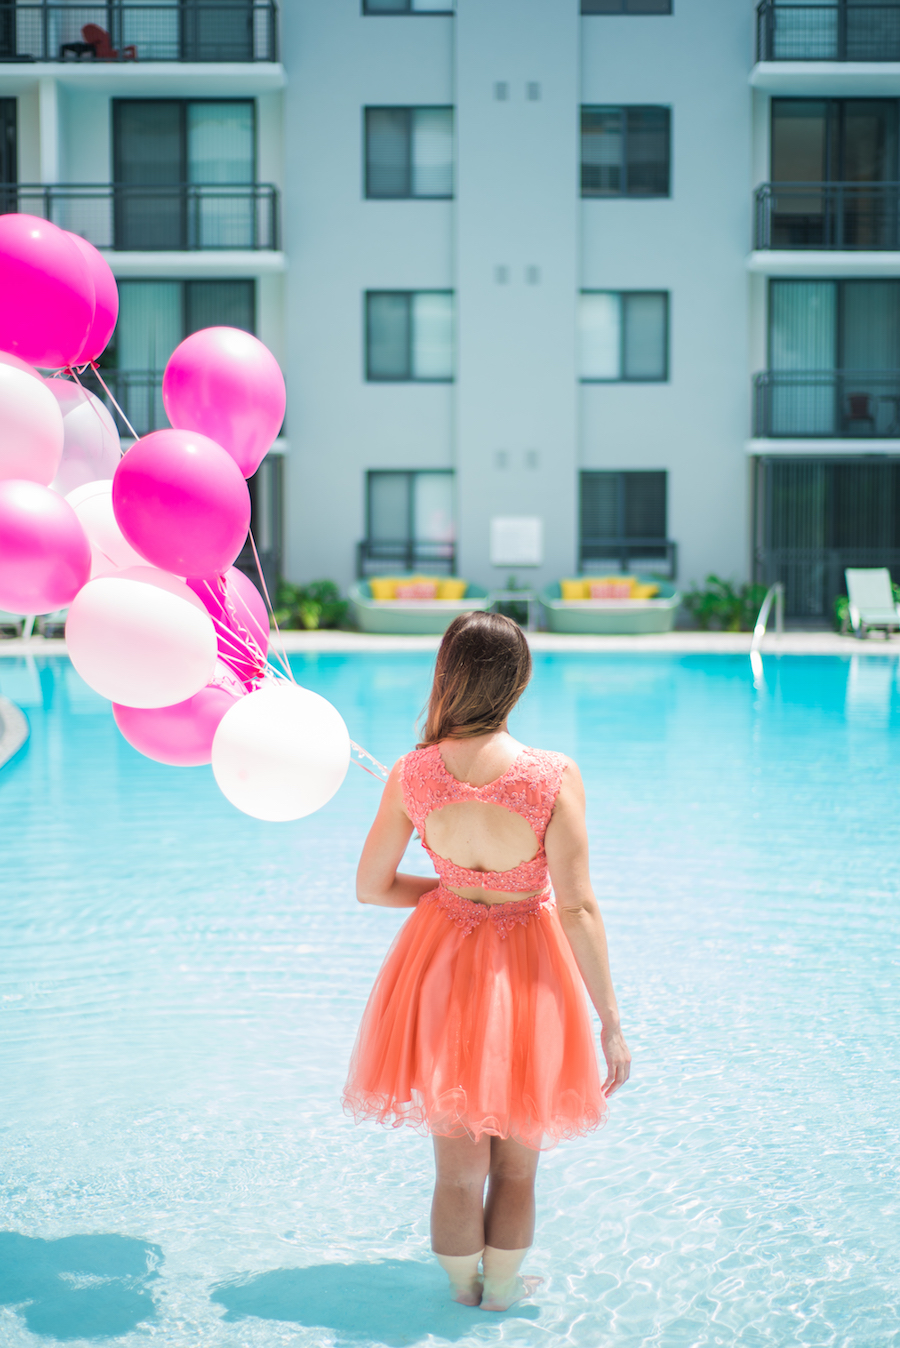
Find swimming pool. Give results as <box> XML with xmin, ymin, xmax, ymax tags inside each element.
<box><xmin>0</xmin><ymin>651</ymin><xmax>898</xmax><ymax>1347</ymax></box>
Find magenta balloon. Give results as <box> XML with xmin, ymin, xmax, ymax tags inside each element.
<box><xmin>0</xmin><ymin>214</ymin><xmax>95</xmax><ymax>369</ymax></box>
<box><xmin>162</xmin><ymin>327</ymin><xmax>286</xmax><ymax>478</ymax></box>
<box><xmin>111</xmin><ymin>429</ymin><xmax>251</xmax><ymax>578</ymax></box>
<box><xmin>113</xmin><ymin>681</ymin><xmax>241</xmax><ymax>766</ymax></box>
<box><xmin>0</xmin><ymin>478</ymin><xmax>91</xmax><ymax>614</ymax></box>
<box><xmin>186</xmin><ymin>567</ymin><xmax>270</xmax><ymax>687</ymax></box>
<box><xmin>67</xmin><ymin>234</ymin><xmax>119</xmax><ymax>364</ymax></box>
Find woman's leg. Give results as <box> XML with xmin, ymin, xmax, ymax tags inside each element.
<box><xmin>481</xmin><ymin>1135</ymin><xmax>543</xmax><ymax>1312</ymax></box>
<box><xmin>431</xmin><ymin>1134</ymin><xmax>491</xmax><ymax>1305</ymax></box>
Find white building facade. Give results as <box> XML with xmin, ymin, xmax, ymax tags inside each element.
<box><xmin>4</xmin><ymin>1</ymin><xmax>900</xmax><ymax>618</ymax></box>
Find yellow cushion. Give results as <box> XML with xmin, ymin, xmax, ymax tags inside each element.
<box><xmin>437</xmin><ymin>579</ymin><xmax>467</xmax><ymax>600</ymax></box>
<box><xmin>632</xmin><ymin>583</ymin><xmax>659</xmax><ymax>599</ymax></box>
<box><xmin>369</xmin><ymin>578</ymin><xmax>397</xmax><ymax>600</ymax></box>
<box><xmin>560</xmin><ymin>579</ymin><xmax>589</xmax><ymax>600</ymax></box>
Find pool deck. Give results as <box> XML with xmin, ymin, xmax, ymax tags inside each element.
<box><xmin>2</xmin><ymin>629</ymin><xmax>898</xmax><ymax>657</ymax></box>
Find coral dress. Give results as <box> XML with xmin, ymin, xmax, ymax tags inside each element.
<box><xmin>342</xmin><ymin>743</ymin><xmax>607</xmax><ymax>1150</ymax></box>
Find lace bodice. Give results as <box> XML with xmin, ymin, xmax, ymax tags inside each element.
<box><xmin>399</xmin><ymin>743</ymin><xmax>568</xmax><ymax>893</ymax></box>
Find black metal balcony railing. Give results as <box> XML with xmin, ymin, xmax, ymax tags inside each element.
<box><xmin>754</xmin><ymin>371</ymin><xmax>900</xmax><ymax>438</ymax></box>
<box><xmin>0</xmin><ymin>3</ymin><xmax>277</xmax><ymax>62</ymax></box>
<box><xmin>757</xmin><ymin>1</ymin><xmax>900</xmax><ymax>62</ymax></box>
<box><xmin>579</xmin><ymin>537</ymin><xmax>678</xmax><ymax>578</ymax></box>
<box><xmin>755</xmin><ymin>182</ymin><xmax>900</xmax><ymax>250</ymax></box>
<box><xmin>0</xmin><ymin>183</ymin><xmax>279</xmax><ymax>250</ymax></box>
<box><xmin>356</xmin><ymin>540</ymin><xmax>456</xmax><ymax>579</ymax></box>
<box><xmin>80</xmin><ymin>368</ymin><xmax>166</xmax><ymax>438</ymax></box>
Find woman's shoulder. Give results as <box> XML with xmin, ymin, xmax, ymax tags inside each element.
<box><xmin>522</xmin><ymin>745</ymin><xmax>577</xmax><ymax>773</ymax></box>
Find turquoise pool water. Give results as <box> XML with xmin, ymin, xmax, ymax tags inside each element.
<box><xmin>0</xmin><ymin>651</ymin><xmax>898</xmax><ymax>1347</ymax></box>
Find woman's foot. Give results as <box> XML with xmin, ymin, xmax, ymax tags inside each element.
<box><xmin>480</xmin><ymin>1273</ymin><xmax>542</xmax><ymax>1311</ymax></box>
<box><xmin>448</xmin><ymin>1275</ymin><xmax>483</xmax><ymax>1306</ymax></box>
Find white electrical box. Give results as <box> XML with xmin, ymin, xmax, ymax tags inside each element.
<box><xmin>489</xmin><ymin>516</ymin><xmax>544</xmax><ymax>567</ymax></box>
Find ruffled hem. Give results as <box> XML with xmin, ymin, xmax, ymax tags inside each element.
<box><xmin>341</xmin><ymin>1084</ymin><xmax>608</xmax><ymax>1152</ymax></box>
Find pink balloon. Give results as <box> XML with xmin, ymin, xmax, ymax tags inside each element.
<box><xmin>112</xmin><ymin>429</ymin><xmax>251</xmax><ymax>578</ymax></box>
<box><xmin>162</xmin><ymin>327</ymin><xmax>286</xmax><ymax>478</ymax></box>
<box><xmin>0</xmin><ymin>214</ymin><xmax>95</xmax><ymax>369</ymax></box>
<box><xmin>113</xmin><ymin>677</ymin><xmax>242</xmax><ymax>767</ymax></box>
<box><xmin>66</xmin><ymin>234</ymin><xmax>119</xmax><ymax>364</ymax></box>
<box><xmin>0</xmin><ymin>478</ymin><xmax>91</xmax><ymax>615</ymax></box>
<box><xmin>186</xmin><ymin>567</ymin><xmax>269</xmax><ymax>687</ymax></box>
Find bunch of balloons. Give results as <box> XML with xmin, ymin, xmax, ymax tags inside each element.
<box><xmin>0</xmin><ymin>212</ymin><xmax>351</xmax><ymax>822</ymax></box>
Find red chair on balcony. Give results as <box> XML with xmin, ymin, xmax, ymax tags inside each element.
<box><xmin>80</xmin><ymin>24</ymin><xmax>137</xmax><ymax>61</ymax></box>
<box><xmin>845</xmin><ymin>392</ymin><xmax>877</xmax><ymax>436</ymax></box>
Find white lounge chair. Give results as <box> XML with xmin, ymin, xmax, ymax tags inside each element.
<box><xmin>844</xmin><ymin>568</ymin><xmax>900</xmax><ymax>638</ymax></box>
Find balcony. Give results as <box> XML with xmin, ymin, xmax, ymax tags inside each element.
<box><xmin>753</xmin><ymin>370</ymin><xmax>900</xmax><ymax>438</ymax></box>
<box><xmin>757</xmin><ymin>1</ymin><xmax>900</xmax><ymax>62</ymax></box>
<box><xmin>0</xmin><ymin>3</ymin><xmax>277</xmax><ymax>62</ymax></box>
<box><xmin>579</xmin><ymin>537</ymin><xmax>678</xmax><ymax>578</ymax></box>
<box><xmin>755</xmin><ymin>182</ymin><xmax>900</xmax><ymax>250</ymax></box>
<box><xmin>356</xmin><ymin>539</ymin><xmax>456</xmax><ymax>578</ymax></box>
<box><xmin>0</xmin><ymin>183</ymin><xmax>279</xmax><ymax>250</ymax></box>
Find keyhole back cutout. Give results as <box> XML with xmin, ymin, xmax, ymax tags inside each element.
<box><xmin>423</xmin><ymin>800</ymin><xmax>541</xmax><ymax>875</ymax></box>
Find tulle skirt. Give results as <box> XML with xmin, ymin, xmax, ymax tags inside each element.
<box><xmin>342</xmin><ymin>887</ymin><xmax>608</xmax><ymax>1151</ymax></box>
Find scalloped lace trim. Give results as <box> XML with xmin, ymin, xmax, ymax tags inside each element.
<box><xmin>421</xmin><ymin>886</ymin><xmax>553</xmax><ymax>939</ymax></box>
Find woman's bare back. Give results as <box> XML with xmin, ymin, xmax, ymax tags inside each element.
<box><xmin>422</xmin><ymin>733</ymin><xmax>547</xmax><ymax>904</ymax></box>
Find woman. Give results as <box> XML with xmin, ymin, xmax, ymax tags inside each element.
<box><xmin>343</xmin><ymin>612</ymin><xmax>630</xmax><ymax>1312</ymax></box>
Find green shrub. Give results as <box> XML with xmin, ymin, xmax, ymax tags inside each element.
<box><xmin>682</xmin><ymin>574</ymin><xmax>769</xmax><ymax>632</ymax></box>
<box><xmin>273</xmin><ymin>580</ymin><xmax>348</xmax><ymax>631</ymax></box>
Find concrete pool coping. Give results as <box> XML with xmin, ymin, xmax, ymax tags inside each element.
<box><xmin>2</xmin><ymin>629</ymin><xmax>899</xmax><ymax>656</ymax></box>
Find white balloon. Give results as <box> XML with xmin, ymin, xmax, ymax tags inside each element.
<box><xmin>0</xmin><ymin>351</ymin><xmax>44</xmax><ymax>381</ymax></box>
<box><xmin>46</xmin><ymin>379</ymin><xmax>121</xmax><ymax>495</ymax></box>
<box><xmin>211</xmin><ymin>681</ymin><xmax>351</xmax><ymax>822</ymax></box>
<box><xmin>65</xmin><ymin>480</ymin><xmax>148</xmax><ymax>578</ymax></box>
<box><xmin>65</xmin><ymin>570</ymin><xmax>218</xmax><ymax>708</ymax></box>
<box><xmin>0</xmin><ymin>362</ymin><xmax>65</xmax><ymax>486</ymax></box>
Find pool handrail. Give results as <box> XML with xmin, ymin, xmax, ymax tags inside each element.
<box><xmin>751</xmin><ymin>582</ymin><xmax>784</xmax><ymax>653</ymax></box>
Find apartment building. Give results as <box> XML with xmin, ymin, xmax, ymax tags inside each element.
<box><xmin>0</xmin><ymin>0</ymin><xmax>286</xmax><ymax>586</ymax></box>
<box><xmin>751</xmin><ymin>0</ymin><xmax>900</xmax><ymax>617</ymax></box>
<box><xmin>3</xmin><ymin>1</ymin><xmax>900</xmax><ymax>618</ymax></box>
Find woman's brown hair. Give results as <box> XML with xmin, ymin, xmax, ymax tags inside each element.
<box><xmin>418</xmin><ymin>612</ymin><xmax>532</xmax><ymax>747</ymax></box>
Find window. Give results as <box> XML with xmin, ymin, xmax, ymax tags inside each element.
<box><xmin>365</xmin><ymin>108</ymin><xmax>453</xmax><ymax>199</ymax></box>
<box><xmin>580</xmin><ymin>471</ymin><xmax>672</xmax><ymax>572</ymax></box>
<box><xmin>113</xmin><ymin>100</ymin><xmax>255</xmax><ymax>249</ymax></box>
<box><xmin>582</xmin><ymin>0</ymin><xmax>671</xmax><ymax>11</ymax></box>
<box><xmin>363</xmin><ymin>0</ymin><xmax>454</xmax><ymax>12</ymax></box>
<box><xmin>366</xmin><ymin>291</ymin><xmax>454</xmax><ymax>381</ymax></box>
<box><xmin>579</xmin><ymin>292</ymin><xmax>668</xmax><ymax>381</ymax></box>
<box><xmin>100</xmin><ymin>279</ymin><xmax>255</xmax><ymax>435</ymax></box>
<box><xmin>361</xmin><ymin>470</ymin><xmax>455</xmax><ymax>574</ymax></box>
<box><xmin>581</xmin><ymin>106</ymin><xmax>670</xmax><ymax>197</ymax></box>
<box><xmin>762</xmin><ymin>279</ymin><xmax>900</xmax><ymax>435</ymax></box>
<box><xmin>0</xmin><ymin>99</ymin><xmax>15</xmax><ymax>188</ymax></box>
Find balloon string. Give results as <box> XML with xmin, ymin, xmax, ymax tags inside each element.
<box><xmin>50</xmin><ymin>368</ymin><xmax>121</xmax><ymax>449</ymax></box>
<box><xmin>246</xmin><ymin>528</ymin><xmax>295</xmax><ymax>683</ymax></box>
<box><xmin>244</xmin><ymin>533</ymin><xmax>387</xmax><ymax>782</ymax></box>
<box><xmin>87</xmin><ymin>362</ymin><xmax>142</xmax><ymax>444</ymax></box>
<box><xmin>349</xmin><ymin>741</ymin><xmax>390</xmax><ymax>783</ymax></box>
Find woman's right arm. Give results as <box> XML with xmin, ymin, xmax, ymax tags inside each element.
<box><xmin>356</xmin><ymin>761</ymin><xmax>440</xmax><ymax>909</ymax></box>
<box><xmin>544</xmin><ymin>761</ymin><xmax>631</xmax><ymax>1097</ymax></box>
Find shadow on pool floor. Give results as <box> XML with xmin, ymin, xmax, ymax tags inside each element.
<box><xmin>211</xmin><ymin>1258</ymin><xmax>540</xmax><ymax>1345</ymax></box>
<box><xmin>0</xmin><ymin>1231</ymin><xmax>162</xmax><ymax>1341</ymax></box>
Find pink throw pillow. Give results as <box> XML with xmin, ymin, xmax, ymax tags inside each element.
<box><xmin>590</xmin><ymin>581</ymin><xmax>632</xmax><ymax>600</ymax></box>
<box><xmin>395</xmin><ymin>582</ymin><xmax>437</xmax><ymax>600</ymax></box>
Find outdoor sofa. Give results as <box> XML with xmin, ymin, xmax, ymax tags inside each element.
<box><xmin>349</xmin><ymin>577</ymin><xmax>490</xmax><ymax>635</ymax></box>
<box><xmin>540</xmin><ymin>575</ymin><xmax>682</xmax><ymax>635</ymax></box>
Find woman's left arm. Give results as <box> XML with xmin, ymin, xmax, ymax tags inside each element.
<box><xmin>356</xmin><ymin>761</ymin><xmax>439</xmax><ymax>908</ymax></box>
